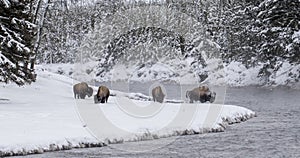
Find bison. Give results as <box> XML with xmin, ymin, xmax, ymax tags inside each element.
<box><xmin>152</xmin><ymin>86</ymin><xmax>165</xmax><ymax>103</ymax></box>
<box><xmin>95</xmin><ymin>86</ymin><xmax>110</xmax><ymax>103</ymax></box>
<box><xmin>186</xmin><ymin>85</ymin><xmax>216</xmax><ymax>103</ymax></box>
<box><xmin>73</xmin><ymin>82</ymin><xmax>93</xmax><ymax>99</ymax></box>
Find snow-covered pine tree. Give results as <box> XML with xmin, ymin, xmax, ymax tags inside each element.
<box><xmin>255</xmin><ymin>0</ymin><xmax>300</xmax><ymax>61</ymax></box>
<box><xmin>219</xmin><ymin>3</ymin><xmax>259</xmax><ymax>67</ymax></box>
<box><xmin>213</xmin><ymin>0</ymin><xmax>300</xmax><ymax>84</ymax></box>
<box><xmin>0</xmin><ymin>0</ymin><xmax>36</xmax><ymax>85</ymax></box>
<box><xmin>255</xmin><ymin>0</ymin><xmax>300</xmax><ymax>82</ymax></box>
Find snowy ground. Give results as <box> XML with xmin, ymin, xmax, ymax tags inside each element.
<box><xmin>0</xmin><ymin>68</ymin><xmax>255</xmax><ymax>156</ymax></box>
<box><xmin>40</xmin><ymin>61</ymin><xmax>300</xmax><ymax>88</ymax></box>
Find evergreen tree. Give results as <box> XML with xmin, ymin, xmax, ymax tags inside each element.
<box><xmin>255</xmin><ymin>0</ymin><xmax>300</xmax><ymax>82</ymax></box>
<box><xmin>0</xmin><ymin>0</ymin><xmax>36</xmax><ymax>85</ymax></box>
<box><xmin>36</xmin><ymin>1</ymin><xmax>95</xmax><ymax>64</ymax></box>
<box><xmin>256</xmin><ymin>0</ymin><xmax>300</xmax><ymax>61</ymax></box>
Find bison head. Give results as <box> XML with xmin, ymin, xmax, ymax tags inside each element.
<box><xmin>203</xmin><ymin>91</ymin><xmax>216</xmax><ymax>103</ymax></box>
<box><xmin>87</xmin><ymin>87</ymin><xmax>93</xmax><ymax>97</ymax></box>
<box><xmin>200</xmin><ymin>90</ymin><xmax>216</xmax><ymax>103</ymax></box>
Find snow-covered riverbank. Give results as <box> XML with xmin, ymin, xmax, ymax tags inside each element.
<box><xmin>0</xmin><ymin>69</ymin><xmax>256</xmax><ymax>157</ymax></box>
<box><xmin>39</xmin><ymin>61</ymin><xmax>300</xmax><ymax>88</ymax></box>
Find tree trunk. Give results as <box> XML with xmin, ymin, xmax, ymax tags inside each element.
<box><xmin>33</xmin><ymin>0</ymin><xmax>51</xmax><ymax>66</ymax></box>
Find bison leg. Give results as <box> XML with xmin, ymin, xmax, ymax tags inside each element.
<box><xmin>209</xmin><ymin>92</ymin><xmax>216</xmax><ymax>103</ymax></box>
<box><xmin>200</xmin><ymin>96</ymin><xmax>207</xmax><ymax>103</ymax></box>
<box><xmin>97</xmin><ymin>96</ymin><xmax>102</xmax><ymax>102</ymax></box>
<box><xmin>80</xmin><ymin>93</ymin><xmax>86</xmax><ymax>99</ymax></box>
<box><xmin>100</xmin><ymin>98</ymin><xmax>105</xmax><ymax>103</ymax></box>
<box><xmin>105</xmin><ymin>97</ymin><xmax>108</xmax><ymax>103</ymax></box>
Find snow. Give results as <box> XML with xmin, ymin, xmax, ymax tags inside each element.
<box><xmin>0</xmin><ymin>67</ymin><xmax>255</xmax><ymax>156</ymax></box>
<box><xmin>0</xmin><ymin>69</ymin><xmax>96</xmax><ymax>153</ymax></box>
<box><xmin>80</xmin><ymin>99</ymin><xmax>255</xmax><ymax>142</ymax></box>
<box><xmin>292</xmin><ymin>30</ymin><xmax>300</xmax><ymax>44</ymax></box>
<box><xmin>38</xmin><ymin>59</ymin><xmax>300</xmax><ymax>88</ymax></box>
<box><xmin>270</xmin><ymin>62</ymin><xmax>300</xmax><ymax>87</ymax></box>
<box><xmin>224</xmin><ymin>61</ymin><xmax>263</xmax><ymax>87</ymax></box>
<box><xmin>0</xmin><ymin>53</ymin><xmax>14</xmax><ymax>65</ymax></box>
<box><xmin>130</xmin><ymin>62</ymin><xmax>178</xmax><ymax>82</ymax></box>
<box><xmin>0</xmin><ymin>0</ymin><xmax>10</xmax><ymax>8</ymax></box>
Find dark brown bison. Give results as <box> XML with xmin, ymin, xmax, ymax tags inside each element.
<box><xmin>95</xmin><ymin>86</ymin><xmax>110</xmax><ymax>103</ymax></box>
<box><xmin>73</xmin><ymin>82</ymin><xmax>93</xmax><ymax>99</ymax></box>
<box><xmin>186</xmin><ymin>85</ymin><xmax>216</xmax><ymax>103</ymax></box>
<box><xmin>152</xmin><ymin>86</ymin><xmax>165</xmax><ymax>103</ymax></box>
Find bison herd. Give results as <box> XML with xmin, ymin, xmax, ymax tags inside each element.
<box><xmin>73</xmin><ymin>82</ymin><xmax>216</xmax><ymax>104</ymax></box>
<box><xmin>73</xmin><ymin>82</ymin><xmax>110</xmax><ymax>104</ymax></box>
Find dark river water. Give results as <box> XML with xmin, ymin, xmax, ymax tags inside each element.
<box><xmin>17</xmin><ymin>86</ymin><xmax>300</xmax><ymax>158</ymax></box>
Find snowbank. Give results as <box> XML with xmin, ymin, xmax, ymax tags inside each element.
<box><xmin>224</xmin><ymin>61</ymin><xmax>263</xmax><ymax>87</ymax></box>
<box><xmin>39</xmin><ymin>61</ymin><xmax>300</xmax><ymax>88</ymax></box>
<box><xmin>0</xmin><ymin>68</ymin><xmax>256</xmax><ymax>156</ymax></box>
